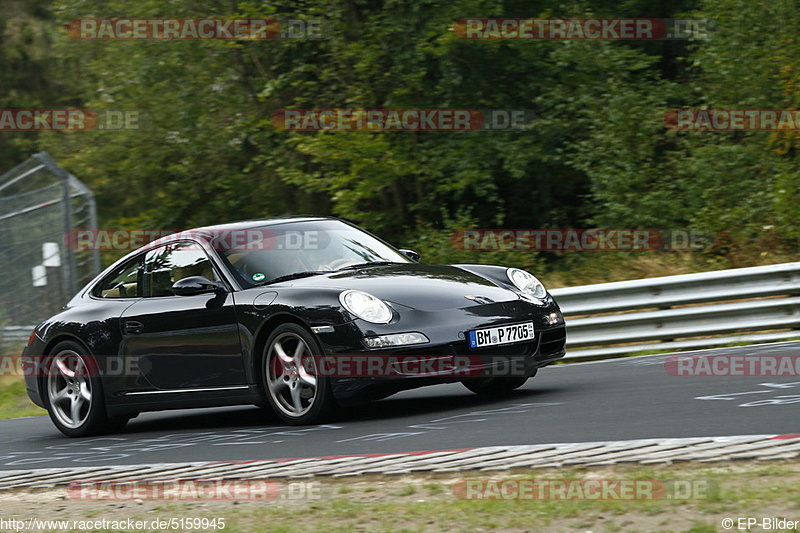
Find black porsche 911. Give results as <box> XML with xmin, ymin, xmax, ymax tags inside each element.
<box><xmin>23</xmin><ymin>217</ymin><xmax>566</xmax><ymax>436</ymax></box>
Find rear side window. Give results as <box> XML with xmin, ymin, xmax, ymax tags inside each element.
<box><xmin>93</xmin><ymin>256</ymin><xmax>144</xmax><ymax>298</ymax></box>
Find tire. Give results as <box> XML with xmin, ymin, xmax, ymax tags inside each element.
<box><xmin>260</xmin><ymin>323</ymin><xmax>337</xmax><ymax>425</ymax></box>
<box><xmin>43</xmin><ymin>340</ymin><xmax>123</xmax><ymax>437</ymax></box>
<box><xmin>462</xmin><ymin>376</ymin><xmax>530</xmax><ymax>395</ymax></box>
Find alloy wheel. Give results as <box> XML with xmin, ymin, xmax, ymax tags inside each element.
<box><xmin>47</xmin><ymin>350</ymin><xmax>93</xmax><ymax>430</ymax></box>
<box><xmin>265</xmin><ymin>332</ymin><xmax>319</xmax><ymax>418</ymax></box>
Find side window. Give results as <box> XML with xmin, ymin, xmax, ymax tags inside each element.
<box><xmin>94</xmin><ymin>256</ymin><xmax>144</xmax><ymax>298</ymax></box>
<box><xmin>144</xmin><ymin>242</ymin><xmax>220</xmax><ymax>298</ymax></box>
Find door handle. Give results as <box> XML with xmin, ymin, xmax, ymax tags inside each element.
<box><xmin>123</xmin><ymin>320</ymin><xmax>144</xmax><ymax>335</ymax></box>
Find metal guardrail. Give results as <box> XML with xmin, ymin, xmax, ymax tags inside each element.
<box><xmin>551</xmin><ymin>262</ymin><xmax>800</xmax><ymax>358</ymax></box>
<box><xmin>4</xmin><ymin>262</ymin><xmax>800</xmax><ymax>359</ymax></box>
<box><xmin>1</xmin><ymin>326</ymin><xmax>33</xmax><ymax>347</ymax></box>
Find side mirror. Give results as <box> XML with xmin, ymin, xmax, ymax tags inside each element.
<box><xmin>171</xmin><ymin>276</ymin><xmax>225</xmax><ymax>296</ymax></box>
<box><xmin>399</xmin><ymin>249</ymin><xmax>420</xmax><ymax>262</ymax></box>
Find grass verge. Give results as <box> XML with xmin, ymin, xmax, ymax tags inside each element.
<box><xmin>0</xmin><ymin>376</ymin><xmax>45</xmax><ymax>419</ymax></box>
<box><xmin>0</xmin><ymin>459</ymin><xmax>798</xmax><ymax>532</ymax></box>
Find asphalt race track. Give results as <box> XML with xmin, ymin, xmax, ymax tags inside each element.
<box><xmin>1</xmin><ymin>342</ymin><xmax>798</xmax><ymax>470</ymax></box>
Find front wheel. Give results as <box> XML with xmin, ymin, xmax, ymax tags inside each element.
<box><xmin>43</xmin><ymin>341</ymin><xmax>125</xmax><ymax>437</ymax></box>
<box><xmin>462</xmin><ymin>375</ymin><xmax>530</xmax><ymax>395</ymax></box>
<box><xmin>261</xmin><ymin>323</ymin><xmax>337</xmax><ymax>425</ymax></box>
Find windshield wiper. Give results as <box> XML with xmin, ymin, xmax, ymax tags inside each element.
<box><xmin>335</xmin><ymin>261</ymin><xmax>399</xmax><ymax>272</ymax></box>
<box><xmin>257</xmin><ymin>271</ymin><xmax>332</xmax><ymax>285</ymax></box>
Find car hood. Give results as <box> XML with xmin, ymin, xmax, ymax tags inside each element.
<box><xmin>289</xmin><ymin>263</ymin><xmax>519</xmax><ymax>311</ymax></box>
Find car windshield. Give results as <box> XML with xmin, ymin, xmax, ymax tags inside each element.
<box><xmin>215</xmin><ymin>220</ymin><xmax>411</xmax><ymax>287</ymax></box>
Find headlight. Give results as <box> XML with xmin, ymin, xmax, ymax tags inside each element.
<box><xmin>339</xmin><ymin>290</ymin><xmax>393</xmax><ymax>324</ymax></box>
<box><xmin>506</xmin><ymin>268</ymin><xmax>547</xmax><ymax>300</ymax></box>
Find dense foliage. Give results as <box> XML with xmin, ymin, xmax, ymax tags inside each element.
<box><xmin>1</xmin><ymin>0</ymin><xmax>797</xmax><ymax>282</ymax></box>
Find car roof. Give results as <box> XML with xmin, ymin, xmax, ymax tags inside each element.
<box><xmin>146</xmin><ymin>215</ymin><xmax>338</xmax><ymax>249</ymax></box>
<box><xmin>196</xmin><ymin>216</ymin><xmax>334</xmax><ymax>233</ymax></box>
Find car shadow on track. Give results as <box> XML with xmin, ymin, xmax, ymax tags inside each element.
<box><xmin>121</xmin><ymin>386</ymin><xmax>563</xmax><ymax>435</ymax></box>
<box><xmin>338</xmin><ymin>386</ymin><xmax>563</xmax><ymax>423</ymax></box>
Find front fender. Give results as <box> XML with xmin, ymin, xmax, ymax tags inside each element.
<box><xmin>453</xmin><ymin>264</ymin><xmax>557</xmax><ymax>306</ymax></box>
<box><xmin>234</xmin><ymin>287</ymin><xmax>354</xmax><ymax>382</ymax></box>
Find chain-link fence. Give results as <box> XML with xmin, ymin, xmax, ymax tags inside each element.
<box><xmin>0</xmin><ymin>152</ymin><xmax>100</xmax><ymax>340</ymax></box>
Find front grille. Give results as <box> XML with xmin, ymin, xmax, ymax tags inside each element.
<box><xmin>393</xmin><ymin>340</ymin><xmax>536</xmax><ymax>358</ymax></box>
<box><xmin>539</xmin><ymin>326</ymin><xmax>566</xmax><ymax>356</ymax></box>
<box><xmin>452</xmin><ymin>340</ymin><xmax>536</xmax><ymax>357</ymax></box>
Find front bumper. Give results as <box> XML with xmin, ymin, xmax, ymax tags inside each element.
<box><xmin>315</xmin><ymin>296</ymin><xmax>566</xmax><ymax>401</ymax></box>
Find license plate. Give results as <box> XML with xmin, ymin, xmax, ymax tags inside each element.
<box><xmin>468</xmin><ymin>322</ymin><xmax>535</xmax><ymax>348</ymax></box>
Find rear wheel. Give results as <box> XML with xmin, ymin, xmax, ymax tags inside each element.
<box><xmin>43</xmin><ymin>341</ymin><xmax>126</xmax><ymax>437</ymax></box>
<box><xmin>462</xmin><ymin>375</ymin><xmax>530</xmax><ymax>395</ymax></box>
<box><xmin>261</xmin><ymin>323</ymin><xmax>337</xmax><ymax>425</ymax></box>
